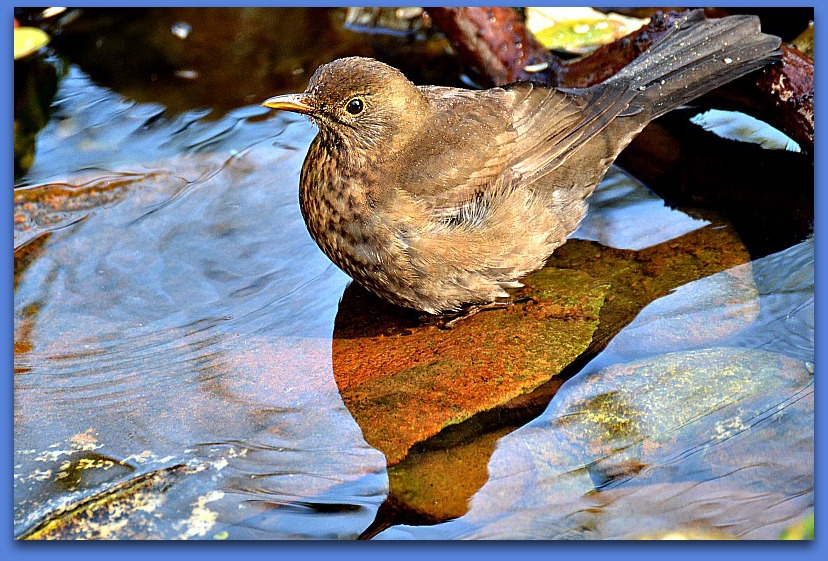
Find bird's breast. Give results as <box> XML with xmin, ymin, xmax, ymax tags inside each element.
<box><xmin>298</xmin><ymin>140</ymin><xmax>392</xmax><ymax>281</ymax></box>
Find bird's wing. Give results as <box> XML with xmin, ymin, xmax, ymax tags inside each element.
<box><xmin>393</xmin><ymin>86</ymin><xmax>518</xmax><ymax>209</ymax></box>
<box><xmin>503</xmin><ymin>81</ymin><xmax>639</xmax><ymax>183</ymax></box>
<box><xmin>396</xmin><ymin>82</ymin><xmax>638</xmax><ymax>219</ymax></box>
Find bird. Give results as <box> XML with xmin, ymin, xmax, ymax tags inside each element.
<box><xmin>262</xmin><ymin>10</ymin><xmax>780</xmax><ymax>315</ymax></box>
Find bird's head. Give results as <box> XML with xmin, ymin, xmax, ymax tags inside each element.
<box><xmin>262</xmin><ymin>57</ymin><xmax>428</xmax><ymax>151</ymax></box>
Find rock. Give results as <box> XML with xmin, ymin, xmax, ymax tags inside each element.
<box><xmin>334</xmin><ymin>219</ymin><xmax>755</xmax><ymax>468</ymax></box>
<box><xmin>385</xmin><ymin>427</ymin><xmax>515</xmax><ymax>522</ymax></box>
<box><xmin>334</xmin><ymin>267</ymin><xmax>608</xmax><ymax>465</ymax></box>
<box><xmin>377</xmin><ymin>347</ymin><xmax>813</xmax><ymax>539</ymax></box>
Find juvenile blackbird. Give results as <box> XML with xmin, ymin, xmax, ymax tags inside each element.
<box><xmin>263</xmin><ymin>11</ymin><xmax>780</xmax><ymax>314</ymax></box>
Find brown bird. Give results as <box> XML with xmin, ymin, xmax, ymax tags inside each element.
<box><xmin>263</xmin><ymin>11</ymin><xmax>780</xmax><ymax>314</ymax></box>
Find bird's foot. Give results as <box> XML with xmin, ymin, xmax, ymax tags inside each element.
<box><xmin>440</xmin><ymin>296</ymin><xmax>534</xmax><ymax>329</ymax></box>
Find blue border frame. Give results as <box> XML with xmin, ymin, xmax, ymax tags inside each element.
<box><xmin>5</xmin><ymin>1</ymin><xmax>822</xmax><ymax>558</ymax></box>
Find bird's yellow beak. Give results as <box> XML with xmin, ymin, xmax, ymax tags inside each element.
<box><xmin>262</xmin><ymin>93</ymin><xmax>314</xmax><ymax>114</ymax></box>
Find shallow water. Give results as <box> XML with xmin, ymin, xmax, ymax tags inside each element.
<box><xmin>14</xmin><ymin>8</ymin><xmax>813</xmax><ymax>539</ymax></box>
<box><xmin>15</xmin><ymin>64</ymin><xmax>388</xmax><ymax>539</ymax></box>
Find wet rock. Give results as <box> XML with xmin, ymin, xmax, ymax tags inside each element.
<box><xmin>385</xmin><ymin>427</ymin><xmax>515</xmax><ymax>522</ymax></box>
<box><xmin>334</xmin><ymin>218</ymin><xmax>755</xmax><ymax>482</ymax></box>
<box><xmin>377</xmin><ymin>347</ymin><xmax>813</xmax><ymax>539</ymax></box>
<box><xmin>21</xmin><ymin>464</ymin><xmax>193</xmax><ymax>540</ymax></box>
<box><xmin>545</xmin><ymin>223</ymin><xmax>755</xmax><ymax>353</ymax></box>
<box><xmin>334</xmin><ymin>267</ymin><xmax>609</xmax><ymax>465</ymax></box>
<box><xmin>367</xmin><ymin>231</ymin><xmax>782</xmax><ymax>527</ymax></box>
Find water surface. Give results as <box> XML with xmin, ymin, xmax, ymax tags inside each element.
<box><xmin>14</xmin><ymin>7</ymin><xmax>813</xmax><ymax>539</ymax></box>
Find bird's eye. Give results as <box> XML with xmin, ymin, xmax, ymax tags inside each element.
<box><xmin>345</xmin><ymin>98</ymin><xmax>364</xmax><ymax>115</ymax></box>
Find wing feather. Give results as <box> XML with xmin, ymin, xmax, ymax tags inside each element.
<box><xmin>393</xmin><ymin>80</ymin><xmax>637</xmax><ymax>216</ymax></box>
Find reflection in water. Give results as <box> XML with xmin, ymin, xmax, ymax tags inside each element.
<box><xmin>47</xmin><ymin>7</ymin><xmax>461</xmax><ymax>119</ymax></box>
<box><xmin>573</xmin><ymin>166</ymin><xmax>708</xmax><ymax>251</ymax></box>
<box><xmin>14</xmin><ymin>68</ymin><xmax>387</xmax><ymax>539</ymax></box>
<box><xmin>377</xmin><ymin>240</ymin><xmax>813</xmax><ymax>539</ymax></box>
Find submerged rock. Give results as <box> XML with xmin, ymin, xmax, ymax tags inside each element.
<box><xmin>377</xmin><ymin>347</ymin><xmax>813</xmax><ymax>539</ymax></box>
<box><xmin>350</xmin><ymin>220</ymin><xmax>759</xmax><ymax>523</ymax></box>
<box><xmin>21</xmin><ymin>464</ymin><xmax>194</xmax><ymax>540</ymax></box>
<box><xmin>334</xmin><ymin>267</ymin><xmax>608</xmax><ymax>465</ymax></box>
<box><xmin>373</xmin><ymin>239</ymin><xmax>811</xmax><ymax>532</ymax></box>
<box><xmin>384</xmin><ymin>427</ymin><xmax>515</xmax><ymax>523</ymax></box>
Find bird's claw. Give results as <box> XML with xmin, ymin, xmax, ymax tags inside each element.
<box><xmin>438</xmin><ymin>296</ymin><xmax>535</xmax><ymax>329</ymax></box>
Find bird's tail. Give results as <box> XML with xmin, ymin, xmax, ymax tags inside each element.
<box><xmin>609</xmin><ymin>10</ymin><xmax>781</xmax><ymax>120</ymax></box>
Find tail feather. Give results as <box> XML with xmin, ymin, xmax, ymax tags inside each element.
<box><xmin>609</xmin><ymin>10</ymin><xmax>781</xmax><ymax>120</ymax></box>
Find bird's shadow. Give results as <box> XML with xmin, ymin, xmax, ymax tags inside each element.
<box><xmin>332</xmin><ymin>281</ymin><xmax>442</xmax><ymax>340</ymax></box>
<box><xmin>332</xmin><ymin>281</ymin><xmax>525</xmax><ymax>339</ymax></box>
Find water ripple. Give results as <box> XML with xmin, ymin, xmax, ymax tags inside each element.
<box><xmin>15</xmin><ymin>66</ymin><xmax>387</xmax><ymax>539</ymax></box>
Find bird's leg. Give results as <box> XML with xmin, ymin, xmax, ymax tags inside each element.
<box><xmin>440</xmin><ymin>296</ymin><xmax>534</xmax><ymax>329</ymax></box>
<box><xmin>442</xmin><ymin>302</ymin><xmax>510</xmax><ymax>329</ymax></box>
